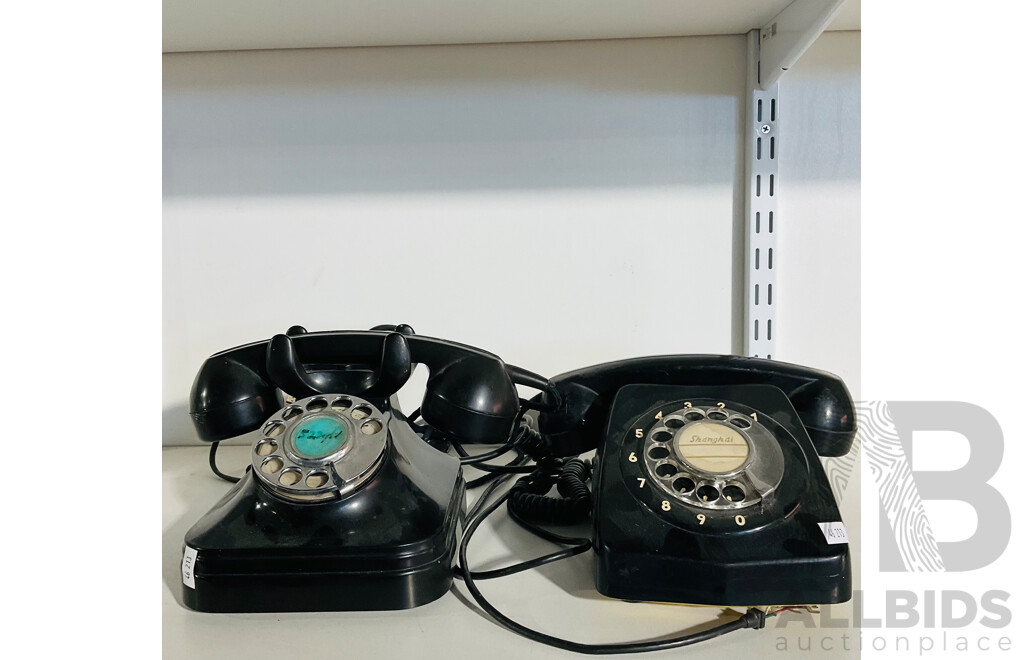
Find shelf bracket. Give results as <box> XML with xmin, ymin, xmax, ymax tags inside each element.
<box><xmin>757</xmin><ymin>0</ymin><xmax>846</xmax><ymax>89</ymax></box>
<box><xmin>744</xmin><ymin>30</ymin><xmax>779</xmax><ymax>359</ymax></box>
<box><xmin>744</xmin><ymin>1</ymin><xmax>843</xmax><ymax>358</ymax></box>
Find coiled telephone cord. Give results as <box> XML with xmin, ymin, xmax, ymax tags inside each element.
<box><xmin>507</xmin><ymin>457</ymin><xmax>592</xmax><ymax>525</ymax></box>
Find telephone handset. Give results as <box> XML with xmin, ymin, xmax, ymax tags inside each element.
<box><xmin>180</xmin><ymin>326</ymin><xmax>855</xmax><ymax>653</ymax></box>
<box><xmin>536</xmin><ymin>355</ymin><xmax>856</xmax><ymax>457</ymax></box>
<box><xmin>190</xmin><ymin>324</ymin><xmax>555</xmax><ymax>445</ymax></box>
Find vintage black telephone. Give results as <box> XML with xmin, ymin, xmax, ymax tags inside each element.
<box><xmin>181</xmin><ymin>325</ymin><xmax>855</xmax><ymax>653</ymax></box>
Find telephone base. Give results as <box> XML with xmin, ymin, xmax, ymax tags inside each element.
<box><xmin>183</xmin><ymin>538</ymin><xmax>456</xmax><ymax>612</ymax></box>
<box><xmin>181</xmin><ymin>418</ymin><xmax>465</xmax><ymax>613</ymax></box>
<box><xmin>594</xmin><ymin>550</ymin><xmax>850</xmax><ymax>608</ymax></box>
<box><xmin>594</xmin><ymin>384</ymin><xmax>852</xmax><ymax>608</ymax></box>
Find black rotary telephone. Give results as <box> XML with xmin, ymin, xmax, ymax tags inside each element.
<box><xmin>181</xmin><ymin>325</ymin><xmax>855</xmax><ymax>653</ymax></box>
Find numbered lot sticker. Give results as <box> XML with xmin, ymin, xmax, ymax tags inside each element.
<box><xmin>817</xmin><ymin>522</ymin><xmax>849</xmax><ymax>545</ymax></box>
<box><xmin>181</xmin><ymin>546</ymin><xmax>198</xmax><ymax>589</ymax></box>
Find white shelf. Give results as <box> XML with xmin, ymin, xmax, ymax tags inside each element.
<box><xmin>163</xmin><ymin>0</ymin><xmax>859</xmax><ymax>53</ymax></box>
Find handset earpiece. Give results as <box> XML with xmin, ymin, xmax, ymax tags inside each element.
<box><xmin>420</xmin><ymin>355</ymin><xmax>520</xmax><ymax>443</ymax></box>
<box><xmin>785</xmin><ymin>377</ymin><xmax>856</xmax><ymax>457</ymax></box>
<box><xmin>189</xmin><ymin>353</ymin><xmax>280</xmax><ymax>442</ymax></box>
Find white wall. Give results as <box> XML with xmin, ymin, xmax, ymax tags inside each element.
<box><xmin>776</xmin><ymin>30</ymin><xmax>860</xmax><ymax>394</ymax></box>
<box><xmin>163</xmin><ymin>32</ymin><xmax>859</xmax><ymax>445</ymax></box>
<box><xmin>777</xmin><ymin>31</ymin><xmax>861</xmax><ymax>600</ymax></box>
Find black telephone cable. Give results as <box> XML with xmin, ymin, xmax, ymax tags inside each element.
<box><xmin>208</xmin><ymin>441</ymin><xmax>241</xmax><ymax>484</ymax></box>
<box><xmin>458</xmin><ymin>442</ymin><xmax>517</xmax><ymax>466</ymax></box>
<box><xmin>458</xmin><ymin>483</ymin><xmax>766</xmax><ymax>654</ymax></box>
<box><xmin>449</xmin><ymin>438</ymin><xmax>539</xmax><ymax>474</ymax></box>
<box><xmin>458</xmin><ymin>453</ymin><xmax>594</xmax><ymax>581</ymax></box>
<box><xmin>465</xmin><ymin>451</ymin><xmax>533</xmax><ymax>489</ymax></box>
<box><xmin>455</xmin><ymin>467</ymin><xmax>592</xmax><ymax>582</ymax></box>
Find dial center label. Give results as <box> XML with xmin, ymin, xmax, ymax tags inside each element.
<box><xmin>676</xmin><ymin>421</ymin><xmax>750</xmax><ymax>473</ymax></box>
<box><xmin>292</xmin><ymin>415</ymin><xmax>347</xmax><ymax>458</ymax></box>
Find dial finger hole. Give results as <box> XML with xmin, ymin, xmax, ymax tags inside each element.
<box><xmin>696</xmin><ymin>484</ymin><xmax>720</xmax><ymax>502</ymax></box>
<box><xmin>648</xmin><ymin>445</ymin><xmax>670</xmax><ymax>460</ymax></box>
<box><xmin>255</xmin><ymin>440</ymin><xmax>277</xmax><ymax>456</ymax></box>
<box><xmin>261</xmin><ymin>457</ymin><xmax>284</xmax><ymax>474</ymax></box>
<box><xmin>722</xmin><ymin>484</ymin><xmax>745</xmax><ymax>502</ymax></box>
<box><xmin>664</xmin><ymin>417</ymin><xmax>684</xmax><ymax>429</ymax></box>
<box><xmin>655</xmin><ymin>463</ymin><xmax>678</xmax><ymax>478</ymax></box>
<box><xmin>281</xmin><ymin>406</ymin><xmax>303</xmax><ymax>421</ymax></box>
<box><xmin>683</xmin><ymin>410</ymin><xmax>705</xmax><ymax>422</ymax></box>
<box><xmin>279</xmin><ymin>468</ymin><xmax>302</xmax><ymax>486</ymax></box>
<box><xmin>729</xmin><ymin>416</ymin><xmax>752</xmax><ymax>429</ymax></box>
<box><xmin>707</xmin><ymin>410</ymin><xmax>728</xmax><ymax>421</ymax></box>
<box><xmin>361</xmin><ymin>419</ymin><xmax>383</xmax><ymax>435</ymax></box>
<box><xmin>673</xmin><ymin>477</ymin><xmax>695</xmax><ymax>493</ymax></box>
<box><xmin>351</xmin><ymin>405</ymin><xmax>372</xmax><ymax>420</ymax></box>
<box><xmin>651</xmin><ymin>430</ymin><xmax>673</xmax><ymax>443</ymax></box>
<box><xmin>305</xmin><ymin>471</ymin><xmax>329</xmax><ymax>488</ymax></box>
<box><xmin>331</xmin><ymin>397</ymin><xmax>352</xmax><ymax>411</ymax></box>
<box><xmin>264</xmin><ymin>422</ymin><xmax>285</xmax><ymax>438</ymax></box>
<box><xmin>306</xmin><ymin>398</ymin><xmax>328</xmax><ymax>412</ymax></box>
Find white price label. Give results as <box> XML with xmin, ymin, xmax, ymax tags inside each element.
<box><xmin>181</xmin><ymin>546</ymin><xmax>198</xmax><ymax>589</ymax></box>
<box><xmin>817</xmin><ymin>522</ymin><xmax>849</xmax><ymax>545</ymax></box>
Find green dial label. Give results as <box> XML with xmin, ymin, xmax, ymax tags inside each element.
<box><xmin>292</xmin><ymin>416</ymin><xmax>347</xmax><ymax>458</ymax></box>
